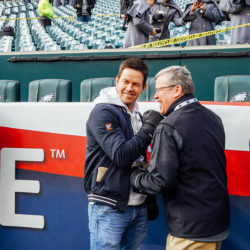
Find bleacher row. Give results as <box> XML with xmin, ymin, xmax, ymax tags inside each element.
<box><xmin>1</xmin><ymin>75</ymin><xmax>250</xmax><ymax>102</ymax></box>
<box><xmin>0</xmin><ymin>0</ymin><xmax>231</xmax><ymax>52</ymax></box>
<box><xmin>0</xmin><ymin>77</ymin><xmax>156</xmax><ymax>102</ymax></box>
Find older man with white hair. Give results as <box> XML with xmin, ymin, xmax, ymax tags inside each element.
<box><xmin>131</xmin><ymin>65</ymin><xmax>230</xmax><ymax>250</ymax></box>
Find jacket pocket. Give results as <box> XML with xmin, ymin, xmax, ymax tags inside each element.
<box><xmin>96</xmin><ymin>166</ymin><xmax>108</xmax><ymax>182</ymax></box>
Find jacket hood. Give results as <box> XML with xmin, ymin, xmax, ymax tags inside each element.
<box><xmin>127</xmin><ymin>0</ymin><xmax>150</xmax><ymax>18</ymax></box>
<box><xmin>156</xmin><ymin>0</ymin><xmax>182</xmax><ymax>14</ymax></box>
<box><xmin>93</xmin><ymin>87</ymin><xmax>139</xmax><ymax>113</ymax></box>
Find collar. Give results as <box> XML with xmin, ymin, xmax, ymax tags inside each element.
<box><xmin>164</xmin><ymin>93</ymin><xmax>197</xmax><ymax>116</ymax></box>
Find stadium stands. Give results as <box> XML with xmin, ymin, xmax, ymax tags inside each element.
<box><xmin>0</xmin><ymin>0</ymin><xmax>231</xmax><ymax>52</ymax></box>
<box><xmin>214</xmin><ymin>75</ymin><xmax>250</xmax><ymax>102</ymax></box>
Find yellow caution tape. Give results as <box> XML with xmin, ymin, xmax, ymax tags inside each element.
<box><xmin>2</xmin><ymin>14</ymin><xmax>249</xmax><ymax>48</ymax></box>
<box><xmin>130</xmin><ymin>22</ymin><xmax>250</xmax><ymax>48</ymax></box>
<box><xmin>0</xmin><ymin>13</ymin><xmax>119</xmax><ymax>21</ymax></box>
<box><xmin>0</xmin><ymin>16</ymin><xmax>73</xmax><ymax>21</ymax></box>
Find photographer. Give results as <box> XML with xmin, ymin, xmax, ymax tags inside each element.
<box><xmin>123</xmin><ymin>0</ymin><xmax>159</xmax><ymax>48</ymax></box>
<box><xmin>183</xmin><ymin>0</ymin><xmax>223</xmax><ymax>46</ymax></box>
<box><xmin>149</xmin><ymin>0</ymin><xmax>184</xmax><ymax>43</ymax></box>
<box><xmin>75</xmin><ymin>0</ymin><xmax>96</xmax><ymax>22</ymax></box>
<box><xmin>120</xmin><ymin>0</ymin><xmax>133</xmax><ymax>30</ymax></box>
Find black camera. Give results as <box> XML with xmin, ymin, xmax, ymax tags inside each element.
<box><xmin>152</xmin><ymin>13</ymin><xmax>164</xmax><ymax>24</ymax></box>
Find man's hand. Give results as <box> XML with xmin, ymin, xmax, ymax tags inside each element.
<box><xmin>190</xmin><ymin>1</ymin><xmax>198</xmax><ymax>13</ymax></box>
<box><xmin>151</xmin><ymin>28</ymin><xmax>162</xmax><ymax>36</ymax></box>
<box><xmin>199</xmin><ymin>2</ymin><xmax>206</xmax><ymax>11</ymax></box>
<box><xmin>140</xmin><ymin>110</ymin><xmax>163</xmax><ymax>137</ymax></box>
<box><xmin>151</xmin><ymin>28</ymin><xmax>157</xmax><ymax>36</ymax></box>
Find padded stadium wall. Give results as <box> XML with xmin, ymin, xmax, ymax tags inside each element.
<box><xmin>1</xmin><ymin>45</ymin><xmax>250</xmax><ymax>101</ymax></box>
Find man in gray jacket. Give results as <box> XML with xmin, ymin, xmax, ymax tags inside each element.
<box><xmin>124</xmin><ymin>0</ymin><xmax>159</xmax><ymax>47</ymax></box>
<box><xmin>219</xmin><ymin>0</ymin><xmax>250</xmax><ymax>44</ymax></box>
<box><xmin>183</xmin><ymin>0</ymin><xmax>222</xmax><ymax>46</ymax></box>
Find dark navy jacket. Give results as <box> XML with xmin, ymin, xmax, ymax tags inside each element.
<box><xmin>132</xmin><ymin>94</ymin><xmax>230</xmax><ymax>237</ymax></box>
<box><xmin>84</xmin><ymin>103</ymin><xmax>151</xmax><ymax>211</ymax></box>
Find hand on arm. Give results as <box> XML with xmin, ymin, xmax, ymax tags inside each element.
<box><xmin>140</xmin><ymin>110</ymin><xmax>163</xmax><ymax>137</ymax></box>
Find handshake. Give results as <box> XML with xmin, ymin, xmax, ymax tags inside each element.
<box><xmin>140</xmin><ymin>110</ymin><xmax>163</xmax><ymax>137</ymax></box>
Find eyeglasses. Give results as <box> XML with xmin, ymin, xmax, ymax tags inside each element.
<box><xmin>155</xmin><ymin>85</ymin><xmax>176</xmax><ymax>93</ymax></box>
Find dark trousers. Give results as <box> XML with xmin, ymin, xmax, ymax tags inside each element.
<box><xmin>40</xmin><ymin>16</ymin><xmax>51</xmax><ymax>28</ymax></box>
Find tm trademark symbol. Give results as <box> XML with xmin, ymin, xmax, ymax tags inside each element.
<box><xmin>50</xmin><ymin>149</ymin><xmax>66</xmax><ymax>159</ymax></box>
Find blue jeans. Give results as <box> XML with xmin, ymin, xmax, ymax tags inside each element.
<box><xmin>88</xmin><ymin>203</ymin><xmax>148</xmax><ymax>250</ymax></box>
<box><xmin>77</xmin><ymin>15</ymin><xmax>91</xmax><ymax>22</ymax></box>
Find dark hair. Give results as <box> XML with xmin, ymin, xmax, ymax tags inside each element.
<box><xmin>117</xmin><ymin>57</ymin><xmax>149</xmax><ymax>86</ymax></box>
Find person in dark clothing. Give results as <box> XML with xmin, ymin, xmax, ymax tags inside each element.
<box><xmin>75</xmin><ymin>0</ymin><xmax>96</xmax><ymax>22</ymax></box>
<box><xmin>120</xmin><ymin>0</ymin><xmax>133</xmax><ymax>19</ymax></box>
<box><xmin>131</xmin><ymin>65</ymin><xmax>230</xmax><ymax>250</ymax></box>
<box><xmin>120</xmin><ymin>0</ymin><xmax>133</xmax><ymax>30</ymax></box>
<box><xmin>84</xmin><ymin>58</ymin><xmax>163</xmax><ymax>250</ymax></box>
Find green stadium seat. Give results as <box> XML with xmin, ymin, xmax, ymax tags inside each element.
<box><xmin>0</xmin><ymin>80</ymin><xmax>20</xmax><ymax>102</ymax></box>
<box><xmin>28</xmin><ymin>79</ymin><xmax>72</xmax><ymax>102</ymax></box>
<box><xmin>80</xmin><ymin>77</ymin><xmax>116</xmax><ymax>102</ymax></box>
<box><xmin>138</xmin><ymin>77</ymin><xmax>156</xmax><ymax>101</ymax></box>
<box><xmin>214</xmin><ymin>75</ymin><xmax>250</xmax><ymax>102</ymax></box>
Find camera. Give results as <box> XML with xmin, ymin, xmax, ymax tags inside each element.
<box><xmin>199</xmin><ymin>9</ymin><xmax>205</xmax><ymax>14</ymax></box>
<box><xmin>152</xmin><ymin>13</ymin><xmax>164</xmax><ymax>24</ymax></box>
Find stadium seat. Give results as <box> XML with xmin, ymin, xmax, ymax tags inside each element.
<box><xmin>0</xmin><ymin>80</ymin><xmax>20</xmax><ymax>102</ymax></box>
<box><xmin>28</xmin><ymin>79</ymin><xmax>72</xmax><ymax>102</ymax></box>
<box><xmin>138</xmin><ymin>77</ymin><xmax>156</xmax><ymax>101</ymax></box>
<box><xmin>214</xmin><ymin>75</ymin><xmax>250</xmax><ymax>102</ymax></box>
<box><xmin>80</xmin><ymin>77</ymin><xmax>116</xmax><ymax>102</ymax></box>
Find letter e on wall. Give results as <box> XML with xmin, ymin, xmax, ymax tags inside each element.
<box><xmin>0</xmin><ymin>148</ymin><xmax>45</xmax><ymax>229</ymax></box>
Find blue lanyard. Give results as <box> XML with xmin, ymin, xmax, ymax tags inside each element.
<box><xmin>174</xmin><ymin>98</ymin><xmax>198</xmax><ymax>111</ymax></box>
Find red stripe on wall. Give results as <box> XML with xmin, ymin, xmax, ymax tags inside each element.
<box><xmin>144</xmin><ymin>101</ymin><xmax>250</xmax><ymax>106</ymax></box>
<box><xmin>226</xmin><ymin>150</ymin><xmax>250</xmax><ymax>197</ymax></box>
<box><xmin>200</xmin><ymin>101</ymin><xmax>250</xmax><ymax>106</ymax></box>
<box><xmin>0</xmin><ymin>127</ymin><xmax>250</xmax><ymax>197</ymax></box>
<box><xmin>0</xmin><ymin>127</ymin><xmax>86</xmax><ymax>178</ymax></box>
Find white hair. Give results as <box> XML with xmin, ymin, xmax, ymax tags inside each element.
<box><xmin>155</xmin><ymin>66</ymin><xmax>194</xmax><ymax>94</ymax></box>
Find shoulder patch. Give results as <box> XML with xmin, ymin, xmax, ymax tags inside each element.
<box><xmin>105</xmin><ymin>123</ymin><xmax>113</xmax><ymax>131</ymax></box>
